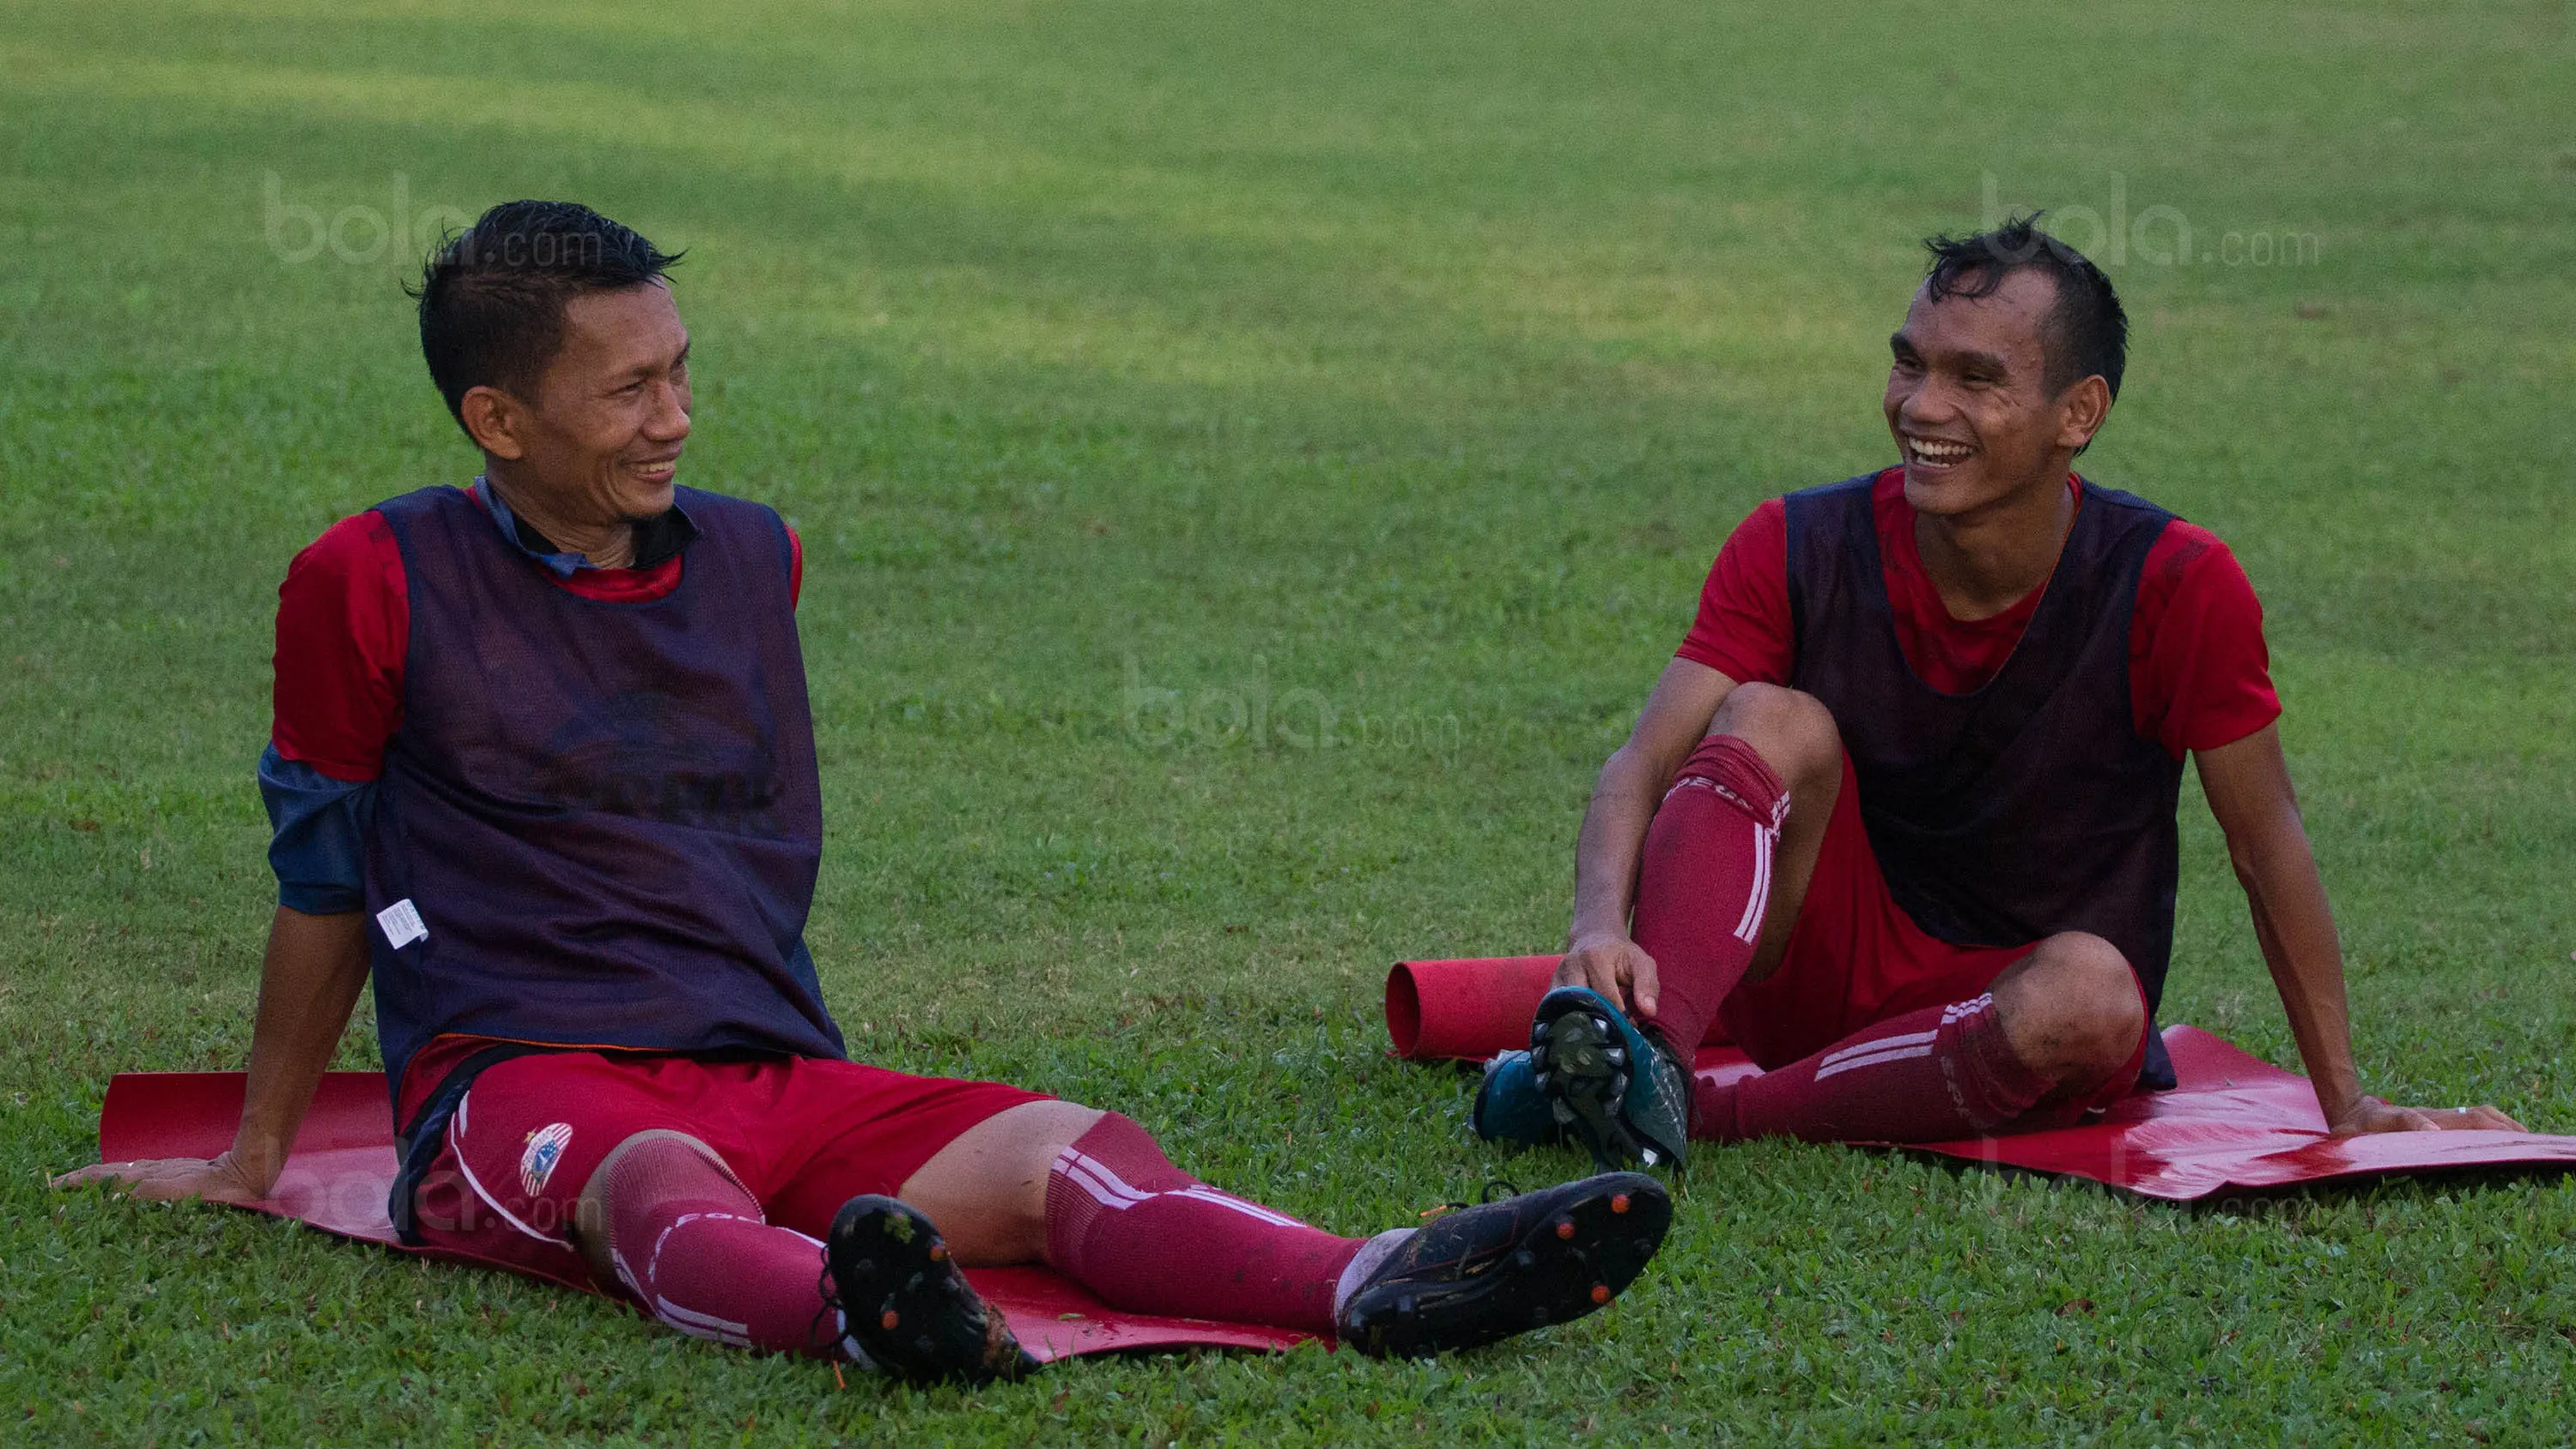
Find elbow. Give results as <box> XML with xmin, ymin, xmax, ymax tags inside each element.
<box><xmin>2223</xmin><ymin>807</ymin><xmax>2312</xmax><ymax>893</ymax></box>
<box><xmin>2225</xmin><ymin>841</ymin><xmax>2263</xmax><ymax>891</ymax></box>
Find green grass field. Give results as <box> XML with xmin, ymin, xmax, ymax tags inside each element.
<box><xmin>5</xmin><ymin>0</ymin><xmax>2574</xmax><ymax>1441</ymax></box>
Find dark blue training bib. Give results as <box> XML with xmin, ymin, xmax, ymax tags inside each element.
<box><xmin>1785</xmin><ymin>474</ymin><xmax>2184</xmax><ymax>1090</ymax></box>
<box><xmin>363</xmin><ymin>484</ymin><xmax>844</xmax><ymax>1097</ymax></box>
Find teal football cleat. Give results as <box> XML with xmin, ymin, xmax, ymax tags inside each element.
<box><xmin>1529</xmin><ymin>986</ymin><xmax>1691</xmax><ymax>1173</ymax></box>
<box><xmin>1471</xmin><ymin>1049</ymin><xmax>1562</xmax><ymax>1148</ymax></box>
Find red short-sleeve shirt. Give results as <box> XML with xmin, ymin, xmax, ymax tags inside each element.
<box><xmin>1675</xmin><ymin>472</ymin><xmax>2280</xmax><ymax>759</ymax></box>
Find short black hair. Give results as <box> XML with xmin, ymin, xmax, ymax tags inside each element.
<box><xmin>411</xmin><ymin>201</ymin><xmax>683</xmax><ymax>435</ymax></box>
<box><xmin>1920</xmin><ymin>212</ymin><xmax>2128</xmax><ymax>405</ymax></box>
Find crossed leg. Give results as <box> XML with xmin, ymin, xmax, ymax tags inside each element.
<box><xmin>1629</xmin><ymin>683</ymin><xmax>2150</xmax><ymax>1143</ymax></box>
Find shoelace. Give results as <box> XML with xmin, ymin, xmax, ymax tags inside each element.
<box><xmin>808</xmin><ymin>1251</ymin><xmax>847</xmax><ymax>1356</ymax></box>
<box><xmin>1418</xmin><ymin>1178</ymin><xmax>1523</xmax><ymax>1220</ymax></box>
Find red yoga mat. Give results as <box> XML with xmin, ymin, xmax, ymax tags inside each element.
<box><xmin>96</xmin><ymin>1072</ymin><xmax>1313</xmax><ymax>1363</ymax></box>
<box><xmin>1388</xmin><ymin>957</ymin><xmax>2576</xmax><ymax>1202</ymax></box>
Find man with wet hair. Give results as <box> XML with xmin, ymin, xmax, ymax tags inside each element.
<box><xmin>58</xmin><ymin>200</ymin><xmax>1673</xmax><ymax>1381</ymax></box>
<box><xmin>1474</xmin><ymin>216</ymin><xmax>2518</xmax><ymax>1171</ymax></box>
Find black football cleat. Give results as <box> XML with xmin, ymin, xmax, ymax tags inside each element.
<box><xmin>1337</xmin><ymin>1172</ymin><xmax>1671</xmax><ymax>1358</ymax></box>
<box><xmin>823</xmin><ymin>1195</ymin><xmax>1036</xmax><ymax>1384</ymax></box>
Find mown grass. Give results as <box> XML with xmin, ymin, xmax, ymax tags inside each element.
<box><xmin>3</xmin><ymin>0</ymin><xmax>2573</xmax><ymax>1442</ymax></box>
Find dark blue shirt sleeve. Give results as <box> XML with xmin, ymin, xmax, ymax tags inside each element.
<box><xmin>259</xmin><ymin>744</ymin><xmax>374</xmax><ymax>914</ymax></box>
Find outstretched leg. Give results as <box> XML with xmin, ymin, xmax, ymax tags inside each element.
<box><xmin>1692</xmin><ymin>931</ymin><xmax>2148</xmax><ymax>1142</ymax></box>
<box><xmin>1037</xmin><ymin>1111</ymin><xmax>1376</xmax><ymax>1332</ymax></box>
<box><xmin>574</xmin><ymin>1087</ymin><xmax>1674</xmax><ymax>1377</ymax></box>
<box><xmin>894</xmin><ymin>1101</ymin><xmax>1674</xmax><ymax>1357</ymax></box>
<box><xmin>884</xmin><ymin>1098</ymin><xmax>1367</xmax><ymax>1332</ymax></box>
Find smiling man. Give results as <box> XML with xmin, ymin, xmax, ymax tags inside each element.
<box><xmin>58</xmin><ymin>201</ymin><xmax>1673</xmax><ymax>1380</ymax></box>
<box><xmin>1473</xmin><ymin>216</ymin><xmax>2518</xmax><ymax>1169</ymax></box>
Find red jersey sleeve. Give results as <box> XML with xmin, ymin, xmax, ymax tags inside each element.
<box><xmin>2129</xmin><ymin>521</ymin><xmax>2281</xmax><ymax>758</ymax></box>
<box><xmin>1675</xmin><ymin>497</ymin><xmax>1795</xmax><ymax>685</ymax></box>
<box><xmin>270</xmin><ymin>511</ymin><xmax>409</xmax><ymax>782</ymax></box>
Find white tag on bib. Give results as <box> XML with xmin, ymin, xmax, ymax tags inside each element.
<box><xmin>376</xmin><ymin>898</ymin><xmax>428</xmax><ymax>949</ymax></box>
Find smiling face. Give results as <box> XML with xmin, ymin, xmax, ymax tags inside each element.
<box><xmin>465</xmin><ymin>280</ymin><xmax>693</xmax><ymax>527</ymax></box>
<box><xmin>1882</xmin><ymin>267</ymin><xmax>2108</xmax><ymax>520</ymax></box>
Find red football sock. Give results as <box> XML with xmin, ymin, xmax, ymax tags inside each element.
<box><xmin>1630</xmin><ymin>733</ymin><xmax>1789</xmax><ymax>1054</ymax></box>
<box><xmin>1044</xmin><ymin>1113</ymin><xmax>1376</xmax><ymax>1335</ymax></box>
<box><xmin>598</xmin><ymin>1135</ymin><xmax>846</xmax><ymax>1359</ymax></box>
<box><xmin>1692</xmin><ymin>994</ymin><xmax>2057</xmax><ymax>1143</ymax></box>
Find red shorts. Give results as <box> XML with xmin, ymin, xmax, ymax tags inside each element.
<box><xmin>405</xmin><ymin>1051</ymin><xmax>1046</xmax><ymax>1290</ymax></box>
<box><xmin>1716</xmin><ymin>754</ymin><xmax>2148</xmax><ymax>1110</ymax></box>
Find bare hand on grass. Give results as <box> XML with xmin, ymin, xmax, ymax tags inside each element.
<box><xmin>51</xmin><ymin>1152</ymin><xmax>273</xmax><ymax>1204</ymax></box>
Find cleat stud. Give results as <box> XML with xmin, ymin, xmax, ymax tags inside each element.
<box><xmin>1512</xmin><ymin>1248</ymin><xmax>1538</xmax><ymax>1270</ymax></box>
<box><xmin>1611</xmin><ymin>1193</ymin><xmax>1631</xmax><ymax>1214</ymax></box>
<box><xmin>1590</xmin><ymin>1283</ymin><xmax>1612</xmax><ymax>1306</ymax></box>
<box><xmin>879</xmin><ymin>1309</ymin><xmax>901</xmax><ymax>1330</ymax></box>
<box><xmin>928</xmin><ymin>1243</ymin><xmax>948</xmax><ymax>1263</ymax></box>
<box><xmin>1554</xmin><ymin>1217</ymin><xmax>1577</xmax><ymax>1240</ymax></box>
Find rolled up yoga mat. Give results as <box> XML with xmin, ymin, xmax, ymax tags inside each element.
<box><xmin>1383</xmin><ymin>954</ymin><xmax>1730</xmax><ymax>1061</ymax></box>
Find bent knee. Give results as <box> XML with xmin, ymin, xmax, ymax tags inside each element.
<box><xmin>581</xmin><ymin>1129</ymin><xmax>729</xmax><ymax>1200</ymax></box>
<box><xmin>1708</xmin><ymin>683</ymin><xmax>1842</xmax><ymax>783</ymax></box>
<box><xmin>574</xmin><ymin>1129</ymin><xmax>741</xmax><ymax>1288</ymax></box>
<box><xmin>2008</xmin><ymin>934</ymin><xmax>2147</xmax><ymax>1068</ymax></box>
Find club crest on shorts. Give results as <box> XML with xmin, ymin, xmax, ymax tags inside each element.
<box><xmin>519</xmin><ymin>1123</ymin><xmax>574</xmax><ymax>1197</ymax></box>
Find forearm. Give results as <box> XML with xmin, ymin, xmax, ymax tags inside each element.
<box><xmin>2197</xmin><ymin>727</ymin><xmax>2372</xmax><ymax>1122</ymax></box>
<box><xmin>2236</xmin><ymin>840</ymin><xmax>2364</xmax><ymax>1119</ymax></box>
<box><xmin>230</xmin><ymin>906</ymin><xmax>372</xmax><ymax>1188</ymax></box>
<box><xmin>1570</xmin><ymin>749</ymin><xmax>1665</xmax><ymax>943</ymax></box>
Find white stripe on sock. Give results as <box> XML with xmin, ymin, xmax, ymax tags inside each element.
<box><xmin>1941</xmin><ymin>995</ymin><xmax>1993</xmax><ymax>1025</ymax></box>
<box><xmin>1819</xmin><ymin>1027</ymin><xmax>1938</xmax><ymax>1068</ymax></box>
<box><xmin>1171</xmin><ymin>1186</ymin><xmax>1306</xmax><ymax>1229</ymax></box>
<box><xmin>1060</xmin><ymin>1165</ymin><xmax>1137</xmax><ymax>1210</ymax></box>
<box><xmin>1731</xmin><ymin>823</ymin><xmax>1776</xmax><ymax>945</ymax></box>
<box><xmin>1061</xmin><ymin>1150</ymin><xmax>1153</xmax><ymax>1204</ymax></box>
<box><xmin>1054</xmin><ymin>1147</ymin><xmax>1303</xmax><ymax>1227</ymax></box>
<box><xmin>653</xmin><ymin>1295</ymin><xmax>753</xmax><ymax>1338</ymax></box>
<box><xmin>1813</xmin><ymin>1043</ymin><xmax>1937</xmax><ymax>1081</ymax></box>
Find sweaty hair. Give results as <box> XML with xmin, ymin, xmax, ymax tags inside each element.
<box><xmin>411</xmin><ymin>200</ymin><xmax>683</xmax><ymax>435</ymax></box>
<box><xmin>1920</xmin><ymin>212</ymin><xmax>2128</xmax><ymax>405</ymax></box>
